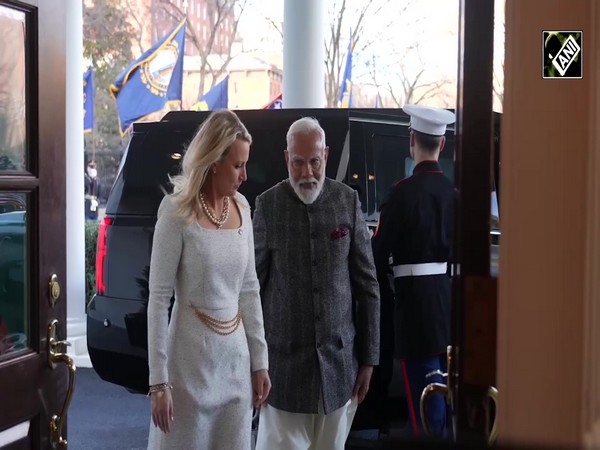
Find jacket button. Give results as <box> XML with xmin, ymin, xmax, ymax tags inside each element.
<box><xmin>313</xmin><ymin>287</ymin><xmax>319</xmax><ymax>294</ymax></box>
<box><xmin>310</xmin><ymin>232</ymin><xmax>317</xmax><ymax>239</ymax></box>
<box><xmin>312</xmin><ymin>259</ymin><xmax>318</xmax><ymax>266</ymax></box>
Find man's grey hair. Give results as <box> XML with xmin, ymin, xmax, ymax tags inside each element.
<box><xmin>286</xmin><ymin>117</ymin><xmax>327</xmax><ymax>150</ymax></box>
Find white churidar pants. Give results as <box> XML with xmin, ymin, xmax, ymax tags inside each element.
<box><xmin>255</xmin><ymin>397</ymin><xmax>358</xmax><ymax>450</ymax></box>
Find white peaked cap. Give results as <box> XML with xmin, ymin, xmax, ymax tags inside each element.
<box><xmin>402</xmin><ymin>104</ymin><xmax>456</xmax><ymax>136</ymax></box>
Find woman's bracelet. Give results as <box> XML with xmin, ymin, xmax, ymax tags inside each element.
<box><xmin>147</xmin><ymin>382</ymin><xmax>173</xmax><ymax>397</ymax></box>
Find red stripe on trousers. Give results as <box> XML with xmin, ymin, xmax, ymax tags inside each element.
<box><xmin>401</xmin><ymin>359</ymin><xmax>420</xmax><ymax>436</ymax></box>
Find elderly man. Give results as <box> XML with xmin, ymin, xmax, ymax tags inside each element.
<box><xmin>253</xmin><ymin>117</ymin><xmax>380</xmax><ymax>450</ymax></box>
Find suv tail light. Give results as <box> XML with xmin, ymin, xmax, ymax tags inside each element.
<box><xmin>96</xmin><ymin>217</ymin><xmax>113</xmax><ymax>295</ymax></box>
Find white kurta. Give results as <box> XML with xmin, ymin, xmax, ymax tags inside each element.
<box><xmin>147</xmin><ymin>193</ymin><xmax>268</xmax><ymax>450</ymax></box>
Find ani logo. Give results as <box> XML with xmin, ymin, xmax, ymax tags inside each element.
<box><xmin>141</xmin><ymin>41</ymin><xmax>180</xmax><ymax>97</ymax></box>
<box><xmin>542</xmin><ymin>31</ymin><xmax>582</xmax><ymax>79</ymax></box>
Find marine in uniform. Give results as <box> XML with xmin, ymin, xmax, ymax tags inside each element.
<box><xmin>372</xmin><ymin>104</ymin><xmax>456</xmax><ymax>437</ymax></box>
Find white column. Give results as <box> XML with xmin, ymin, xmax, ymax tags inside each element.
<box><xmin>65</xmin><ymin>0</ymin><xmax>91</xmax><ymax>368</ymax></box>
<box><xmin>282</xmin><ymin>0</ymin><xmax>325</xmax><ymax>108</ymax></box>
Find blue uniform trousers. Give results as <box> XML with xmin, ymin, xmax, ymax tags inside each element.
<box><xmin>402</xmin><ymin>354</ymin><xmax>448</xmax><ymax>436</ymax></box>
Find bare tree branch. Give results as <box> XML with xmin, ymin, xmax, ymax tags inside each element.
<box><xmin>125</xmin><ymin>0</ymin><xmax>149</xmax><ymax>55</ymax></box>
<box><xmin>492</xmin><ymin>61</ymin><xmax>504</xmax><ymax>105</ymax></box>
<box><xmin>263</xmin><ymin>15</ymin><xmax>283</xmax><ymax>39</ymax></box>
<box><xmin>324</xmin><ymin>0</ymin><xmax>410</xmax><ymax>107</ymax></box>
<box><xmin>212</xmin><ymin>0</ymin><xmax>248</xmax><ymax>83</ymax></box>
<box><xmin>492</xmin><ymin>17</ymin><xmax>505</xmax><ymax>106</ymax></box>
<box><xmin>386</xmin><ymin>80</ymin><xmax>404</xmax><ymax>107</ymax></box>
<box><xmin>369</xmin><ymin>39</ymin><xmax>452</xmax><ymax>108</ymax></box>
<box><xmin>161</xmin><ymin>0</ymin><xmax>246</xmax><ymax>97</ymax></box>
<box><xmin>324</xmin><ymin>0</ymin><xmax>347</xmax><ymax>107</ymax></box>
<box><xmin>412</xmin><ymin>80</ymin><xmax>450</xmax><ymax>104</ymax></box>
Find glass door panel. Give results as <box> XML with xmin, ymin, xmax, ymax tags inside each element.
<box><xmin>0</xmin><ymin>192</ymin><xmax>29</xmax><ymax>358</ymax></box>
<box><xmin>0</xmin><ymin>5</ymin><xmax>27</xmax><ymax>172</ymax></box>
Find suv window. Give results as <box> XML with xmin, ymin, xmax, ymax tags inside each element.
<box><xmin>404</xmin><ymin>157</ymin><xmax>455</xmax><ymax>181</ymax></box>
<box><xmin>372</xmin><ymin>134</ymin><xmax>407</xmax><ymax>220</ymax></box>
<box><xmin>369</xmin><ymin>132</ymin><xmax>456</xmax><ymax>222</ymax></box>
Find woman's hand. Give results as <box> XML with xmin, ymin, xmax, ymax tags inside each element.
<box><xmin>151</xmin><ymin>388</ymin><xmax>174</xmax><ymax>434</ymax></box>
<box><xmin>252</xmin><ymin>369</ymin><xmax>271</xmax><ymax>408</ymax></box>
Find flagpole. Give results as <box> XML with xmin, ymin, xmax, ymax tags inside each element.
<box><xmin>92</xmin><ymin>68</ymin><xmax>96</xmax><ymax>162</ymax></box>
<box><xmin>92</xmin><ymin>129</ymin><xmax>96</xmax><ymax>162</ymax></box>
<box><xmin>86</xmin><ymin>63</ymin><xmax>96</xmax><ymax>163</ymax></box>
<box><xmin>91</xmin><ymin>66</ymin><xmax>96</xmax><ymax>162</ymax></box>
<box><xmin>182</xmin><ymin>0</ymin><xmax>187</xmax><ymax>111</ymax></box>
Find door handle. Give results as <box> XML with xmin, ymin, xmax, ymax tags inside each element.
<box><xmin>486</xmin><ymin>385</ymin><xmax>498</xmax><ymax>444</ymax></box>
<box><xmin>47</xmin><ymin>319</ymin><xmax>77</xmax><ymax>449</ymax></box>
<box><xmin>420</xmin><ymin>345</ymin><xmax>498</xmax><ymax>445</ymax></box>
<box><xmin>426</xmin><ymin>369</ymin><xmax>448</xmax><ymax>379</ymax></box>
<box><xmin>420</xmin><ymin>381</ymin><xmax>450</xmax><ymax>434</ymax></box>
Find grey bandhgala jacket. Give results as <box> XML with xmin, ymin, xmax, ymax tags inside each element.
<box><xmin>253</xmin><ymin>178</ymin><xmax>380</xmax><ymax>414</ymax></box>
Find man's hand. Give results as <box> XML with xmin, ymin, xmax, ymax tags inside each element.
<box><xmin>252</xmin><ymin>369</ymin><xmax>271</xmax><ymax>408</ymax></box>
<box><xmin>151</xmin><ymin>388</ymin><xmax>174</xmax><ymax>434</ymax></box>
<box><xmin>352</xmin><ymin>365</ymin><xmax>374</xmax><ymax>404</ymax></box>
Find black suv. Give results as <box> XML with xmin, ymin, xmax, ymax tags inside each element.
<box><xmin>87</xmin><ymin>108</ymin><xmax>501</xmax><ymax>432</ymax></box>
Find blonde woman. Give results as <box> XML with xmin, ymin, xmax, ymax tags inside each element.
<box><xmin>146</xmin><ymin>109</ymin><xmax>270</xmax><ymax>449</ymax></box>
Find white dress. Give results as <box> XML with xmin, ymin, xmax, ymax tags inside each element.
<box><xmin>147</xmin><ymin>193</ymin><xmax>268</xmax><ymax>450</ymax></box>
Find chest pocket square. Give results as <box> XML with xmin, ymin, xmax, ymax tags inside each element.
<box><xmin>330</xmin><ymin>227</ymin><xmax>349</xmax><ymax>240</ymax></box>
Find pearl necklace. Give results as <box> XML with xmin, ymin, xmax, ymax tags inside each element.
<box><xmin>199</xmin><ymin>192</ymin><xmax>230</xmax><ymax>229</ymax></box>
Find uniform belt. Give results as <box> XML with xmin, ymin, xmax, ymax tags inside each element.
<box><xmin>392</xmin><ymin>262</ymin><xmax>448</xmax><ymax>278</ymax></box>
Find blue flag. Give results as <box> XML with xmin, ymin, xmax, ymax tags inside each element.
<box><xmin>262</xmin><ymin>93</ymin><xmax>282</xmax><ymax>109</ymax></box>
<box><xmin>110</xmin><ymin>18</ymin><xmax>186</xmax><ymax>135</ymax></box>
<box><xmin>191</xmin><ymin>75</ymin><xmax>229</xmax><ymax>111</ymax></box>
<box><xmin>83</xmin><ymin>67</ymin><xmax>94</xmax><ymax>133</ymax></box>
<box><xmin>339</xmin><ymin>31</ymin><xmax>353</xmax><ymax>108</ymax></box>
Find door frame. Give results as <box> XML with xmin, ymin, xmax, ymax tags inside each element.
<box><xmin>0</xmin><ymin>0</ymin><xmax>69</xmax><ymax>448</ymax></box>
<box><xmin>453</xmin><ymin>0</ymin><xmax>498</xmax><ymax>443</ymax></box>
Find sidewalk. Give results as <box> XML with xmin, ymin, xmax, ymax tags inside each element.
<box><xmin>69</xmin><ymin>368</ymin><xmax>409</xmax><ymax>449</ymax></box>
<box><xmin>69</xmin><ymin>368</ymin><xmax>149</xmax><ymax>449</ymax></box>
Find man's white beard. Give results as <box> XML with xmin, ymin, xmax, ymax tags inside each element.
<box><xmin>290</xmin><ymin>176</ymin><xmax>324</xmax><ymax>204</ymax></box>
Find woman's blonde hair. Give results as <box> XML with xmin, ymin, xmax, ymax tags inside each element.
<box><xmin>170</xmin><ymin>109</ymin><xmax>252</xmax><ymax>221</ymax></box>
